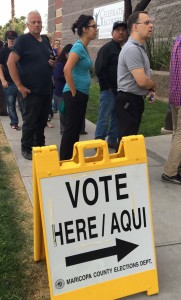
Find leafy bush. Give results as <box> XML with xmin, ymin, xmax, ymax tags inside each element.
<box><xmin>146</xmin><ymin>33</ymin><xmax>173</xmax><ymax>71</ymax></box>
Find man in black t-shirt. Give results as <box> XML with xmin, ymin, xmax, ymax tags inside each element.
<box><xmin>0</xmin><ymin>30</ymin><xmax>20</xmax><ymax>130</ymax></box>
<box><xmin>7</xmin><ymin>10</ymin><xmax>56</xmax><ymax>160</ymax></box>
<box><xmin>95</xmin><ymin>21</ymin><xmax>128</xmax><ymax>150</ymax></box>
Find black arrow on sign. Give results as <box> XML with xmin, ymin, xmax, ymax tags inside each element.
<box><xmin>65</xmin><ymin>238</ymin><xmax>139</xmax><ymax>267</ymax></box>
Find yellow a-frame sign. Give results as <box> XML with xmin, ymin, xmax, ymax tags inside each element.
<box><xmin>33</xmin><ymin>135</ymin><xmax>159</xmax><ymax>300</ymax></box>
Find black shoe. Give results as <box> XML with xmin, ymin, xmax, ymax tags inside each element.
<box><xmin>22</xmin><ymin>149</ymin><xmax>32</xmax><ymax>160</ymax></box>
<box><xmin>80</xmin><ymin>131</ymin><xmax>88</xmax><ymax>135</ymax></box>
<box><xmin>178</xmin><ymin>166</ymin><xmax>181</xmax><ymax>175</ymax></box>
<box><xmin>161</xmin><ymin>173</ymin><xmax>181</xmax><ymax>184</ymax></box>
<box><xmin>108</xmin><ymin>143</ymin><xmax>118</xmax><ymax>150</ymax></box>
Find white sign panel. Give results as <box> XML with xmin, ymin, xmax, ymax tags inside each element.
<box><xmin>93</xmin><ymin>1</ymin><xmax>125</xmax><ymax>39</ymax></box>
<box><xmin>40</xmin><ymin>163</ymin><xmax>155</xmax><ymax>296</ymax></box>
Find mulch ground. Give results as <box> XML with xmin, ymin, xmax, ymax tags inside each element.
<box><xmin>0</xmin><ymin>122</ymin><xmax>50</xmax><ymax>299</ymax></box>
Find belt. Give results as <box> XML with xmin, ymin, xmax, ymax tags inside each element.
<box><xmin>118</xmin><ymin>90</ymin><xmax>145</xmax><ymax>99</ymax></box>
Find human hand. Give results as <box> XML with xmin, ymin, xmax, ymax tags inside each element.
<box><xmin>72</xmin><ymin>90</ymin><xmax>77</xmax><ymax>97</ymax></box>
<box><xmin>147</xmin><ymin>90</ymin><xmax>155</xmax><ymax>103</ymax></box>
<box><xmin>18</xmin><ymin>85</ymin><xmax>31</xmax><ymax>98</ymax></box>
<box><xmin>2</xmin><ymin>80</ymin><xmax>8</xmax><ymax>88</ymax></box>
<box><xmin>48</xmin><ymin>58</ymin><xmax>56</xmax><ymax>68</ymax></box>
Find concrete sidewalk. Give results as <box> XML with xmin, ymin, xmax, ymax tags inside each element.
<box><xmin>1</xmin><ymin>112</ymin><xmax>181</xmax><ymax>300</ymax></box>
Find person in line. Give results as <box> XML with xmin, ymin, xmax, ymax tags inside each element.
<box><xmin>53</xmin><ymin>43</ymin><xmax>87</xmax><ymax>135</ymax></box>
<box><xmin>52</xmin><ymin>38</ymin><xmax>61</xmax><ymax>56</ymax></box>
<box><xmin>0</xmin><ymin>30</ymin><xmax>21</xmax><ymax>130</ymax></box>
<box><xmin>7</xmin><ymin>10</ymin><xmax>56</xmax><ymax>160</ymax></box>
<box><xmin>95</xmin><ymin>21</ymin><xmax>128</xmax><ymax>150</ymax></box>
<box><xmin>0</xmin><ymin>40</ymin><xmax>8</xmax><ymax>117</ymax></box>
<box><xmin>161</xmin><ymin>34</ymin><xmax>181</xmax><ymax>184</ymax></box>
<box><xmin>53</xmin><ymin>43</ymin><xmax>73</xmax><ymax>134</ymax></box>
<box><xmin>51</xmin><ymin>38</ymin><xmax>61</xmax><ymax>114</ymax></box>
<box><xmin>0</xmin><ymin>38</ymin><xmax>9</xmax><ymax>116</ymax></box>
<box><xmin>116</xmin><ymin>11</ymin><xmax>156</xmax><ymax>148</ymax></box>
<box><xmin>59</xmin><ymin>14</ymin><xmax>97</xmax><ymax>160</ymax></box>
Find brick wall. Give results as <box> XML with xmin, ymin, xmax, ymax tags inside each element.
<box><xmin>60</xmin><ymin>0</ymin><xmax>181</xmax><ymax>63</ymax></box>
<box><xmin>48</xmin><ymin>0</ymin><xmax>55</xmax><ymax>34</ymax></box>
<box><xmin>48</xmin><ymin>0</ymin><xmax>181</xmax><ymax>100</ymax></box>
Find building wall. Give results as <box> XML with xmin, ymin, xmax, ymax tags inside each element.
<box><xmin>143</xmin><ymin>0</ymin><xmax>181</xmax><ymax>37</ymax></box>
<box><xmin>48</xmin><ymin>0</ymin><xmax>55</xmax><ymax>34</ymax></box>
<box><xmin>54</xmin><ymin>0</ymin><xmax>63</xmax><ymax>40</ymax></box>
<box><xmin>48</xmin><ymin>0</ymin><xmax>63</xmax><ymax>44</ymax></box>
<box><xmin>48</xmin><ymin>0</ymin><xmax>181</xmax><ymax>61</ymax></box>
<box><xmin>62</xmin><ymin>0</ymin><xmax>118</xmax><ymax>62</ymax></box>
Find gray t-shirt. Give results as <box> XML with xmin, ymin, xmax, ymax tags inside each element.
<box><xmin>117</xmin><ymin>37</ymin><xmax>151</xmax><ymax>96</ymax></box>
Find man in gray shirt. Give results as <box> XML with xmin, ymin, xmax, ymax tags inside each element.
<box><xmin>116</xmin><ymin>11</ymin><xmax>155</xmax><ymax>146</ymax></box>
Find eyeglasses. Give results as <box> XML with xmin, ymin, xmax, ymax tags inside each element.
<box><xmin>136</xmin><ymin>20</ymin><xmax>154</xmax><ymax>25</ymax></box>
<box><xmin>87</xmin><ymin>24</ymin><xmax>97</xmax><ymax>29</ymax></box>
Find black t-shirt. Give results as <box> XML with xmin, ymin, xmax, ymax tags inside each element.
<box><xmin>0</xmin><ymin>47</ymin><xmax>14</xmax><ymax>83</ymax></box>
<box><xmin>11</xmin><ymin>32</ymin><xmax>53</xmax><ymax>95</ymax></box>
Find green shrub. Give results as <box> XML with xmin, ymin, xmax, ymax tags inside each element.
<box><xmin>146</xmin><ymin>33</ymin><xmax>173</xmax><ymax>71</ymax></box>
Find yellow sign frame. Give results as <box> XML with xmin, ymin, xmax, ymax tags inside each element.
<box><xmin>33</xmin><ymin>135</ymin><xmax>159</xmax><ymax>300</ymax></box>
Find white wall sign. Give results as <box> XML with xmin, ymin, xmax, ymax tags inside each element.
<box><xmin>93</xmin><ymin>1</ymin><xmax>125</xmax><ymax>39</ymax></box>
<box><xmin>40</xmin><ymin>163</ymin><xmax>155</xmax><ymax>296</ymax></box>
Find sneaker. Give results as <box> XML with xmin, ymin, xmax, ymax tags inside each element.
<box><xmin>161</xmin><ymin>173</ymin><xmax>181</xmax><ymax>184</ymax></box>
<box><xmin>160</xmin><ymin>127</ymin><xmax>173</xmax><ymax>135</ymax></box>
<box><xmin>11</xmin><ymin>124</ymin><xmax>21</xmax><ymax>130</ymax></box>
<box><xmin>22</xmin><ymin>149</ymin><xmax>32</xmax><ymax>160</ymax></box>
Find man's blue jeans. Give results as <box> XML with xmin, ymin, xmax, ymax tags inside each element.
<box><xmin>95</xmin><ymin>89</ymin><xmax>118</xmax><ymax>144</ymax></box>
<box><xmin>4</xmin><ymin>83</ymin><xmax>19</xmax><ymax>125</ymax></box>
